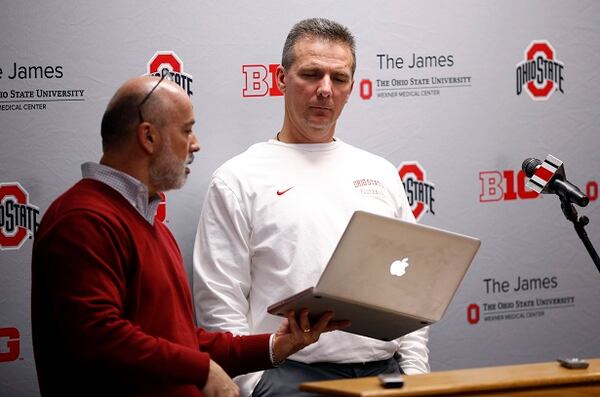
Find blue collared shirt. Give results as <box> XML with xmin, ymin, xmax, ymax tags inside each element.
<box><xmin>81</xmin><ymin>162</ymin><xmax>162</xmax><ymax>225</ymax></box>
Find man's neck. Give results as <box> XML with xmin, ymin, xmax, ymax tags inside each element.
<box><xmin>276</xmin><ymin>126</ymin><xmax>336</xmax><ymax>143</ymax></box>
<box><xmin>99</xmin><ymin>154</ymin><xmax>153</xmax><ymax>196</ymax></box>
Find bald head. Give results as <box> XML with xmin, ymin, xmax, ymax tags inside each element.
<box><xmin>100</xmin><ymin>75</ymin><xmax>185</xmax><ymax>152</ymax></box>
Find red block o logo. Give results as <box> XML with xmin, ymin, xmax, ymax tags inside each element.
<box><xmin>360</xmin><ymin>79</ymin><xmax>372</xmax><ymax>100</ymax></box>
<box><xmin>526</xmin><ymin>42</ymin><xmax>554</xmax><ymax>98</ymax></box>
<box><xmin>155</xmin><ymin>192</ymin><xmax>166</xmax><ymax>223</ymax></box>
<box><xmin>467</xmin><ymin>303</ymin><xmax>480</xmax><ymax>325</ymax></box>
<box><xmin>399</xmin><ymin>162</ymin><xmax>427</xmax><ymax>221</ymax></box>
<box><xmin>148</xmin><ymin>52</ymin><xmax>182</xmax><ymax>74</ymax></box>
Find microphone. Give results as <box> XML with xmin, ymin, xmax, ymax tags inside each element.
<box><xmin>522</xmin><ymin>155</ymin><xmax>589</xmax><ymax>207</ymax></box>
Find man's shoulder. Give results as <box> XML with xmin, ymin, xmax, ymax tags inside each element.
<box><xmin>36</xmin><ymin>180</ymin><xmax>135</xmax><ymax>245</ymax></box>
<box><xmin>58</xmin><ymin>178</ymin><xmax>122</xmax><ymax>205</ymax></box>
<box><xmin>339</xmin><ymin>140</ymin><xmax>398</xmax><ymax>170</ymax></box>
<box><xmin>44</xmin><ymin>179</ymin><xmax>130</xmax><ymax>223</ymax></box>
<box><xmin>213</xmin><ymin>141</ymin><xmax>274</xmax><ymax>176</ymax></box>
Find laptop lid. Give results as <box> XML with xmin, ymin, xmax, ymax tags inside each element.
<box><xmin>314</xmin><ymin>211</ymin><xmax>481</xmax><ymax>323</ymax></box>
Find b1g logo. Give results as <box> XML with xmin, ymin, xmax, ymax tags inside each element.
<box><xmin>146</xmin><ymin>51</ymin><xmax>193</xmax><ymax>96</ymax></box>
<box><xmin>479</xmin><ymin>170</ymin><xmax>539</xmax><ymax>202</ymax></box>
<box><xmin>0</xmin><ymin>182</ymin><xmax>40</xmax><ymax>250</ymax></box>
<box><xmin>516</xmin><ymin>41</ymin><xmax>564</xmax><ymax>100</ymax></box>
<box><xmin>242</xmin><ymin>64</ymin><xmax>283</xmax><ymax>97</ymax></box>
<box><xmin>0</xmin><ymin>327</ymin><xmax>20</xmax><ymax>363</ymax></box>
<box><xmin>480</xmin><ymin>170</ymin><xmax>598</xmax><ymax>203</ymax></box>
<box><xmin>398</xmin><ymin>162</ymin><xmax>435</xmax><ymax>221</ymax></box>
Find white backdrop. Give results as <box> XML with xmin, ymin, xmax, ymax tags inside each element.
<box><xmin>1</xmin><ymin>2</ymin><xmax>599</xmax><ymax>396</ymax></box>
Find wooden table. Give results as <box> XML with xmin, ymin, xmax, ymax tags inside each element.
<box><xmin>300</xmin><ymin>358</ymin><xmax>600</xmax><ymax>396</ymax></box>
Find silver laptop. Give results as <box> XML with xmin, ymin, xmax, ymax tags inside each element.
<box><xmin>267</xmin><ymin>210</ymin><xmax>481</xmax><ymax>341</ymax></box>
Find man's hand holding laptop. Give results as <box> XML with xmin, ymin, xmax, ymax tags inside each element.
<box><xmin>271</xmin><ymin>309</ymin><xmax>351</xmax><ymax>364</ymax></box>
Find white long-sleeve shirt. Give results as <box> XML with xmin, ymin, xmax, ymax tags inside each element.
<box><xmin>193</xmin><ymin>139</ymin><xmax>429</xmax><ymax>396</ymax></box>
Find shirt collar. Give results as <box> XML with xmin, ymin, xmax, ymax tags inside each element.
<box><xmin>81</xmin><ymin>162</ymin><xmax>162</xmax><ymax>225</ymax></box>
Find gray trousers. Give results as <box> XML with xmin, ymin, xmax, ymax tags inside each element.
<box><xmin>252</xmin><ymin>357</ymin><xmax>403</xmax><ymax>397</ymax></box>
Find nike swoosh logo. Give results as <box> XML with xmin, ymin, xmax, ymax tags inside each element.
<box><xmin>277</xmin><ymin>187</ymin><xmax>294</xmax><ymax>196</ymax></box>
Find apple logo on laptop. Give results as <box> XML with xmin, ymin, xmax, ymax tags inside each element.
<box><xmin>390</xmin><ymin>257</ymin><xmax>409</xmax><ymax>277</ymax></box>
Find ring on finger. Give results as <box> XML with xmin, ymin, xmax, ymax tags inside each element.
<box><xmin>303</xmin><ymin>328</ymin><xmax>310</xmax><ymax>333</ymax></box>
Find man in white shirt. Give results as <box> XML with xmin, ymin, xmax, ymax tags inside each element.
<box><xmin>193</xmin><ymin>18</ymin><xmax>429</xmax><ymax>396</ymax></box>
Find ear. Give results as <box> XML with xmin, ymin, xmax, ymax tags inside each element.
<box><xmin>276</xmin><ymin>65</ymin><xmax>286</xmax><ymax>93</ymax></box>
<box><xmin>136</xmin><ymin>122</ymin><xmax>159</xmax><ymax>155</ymax></box>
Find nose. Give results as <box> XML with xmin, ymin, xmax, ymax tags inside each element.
<box><xmin>316</xmin><ymin>75</ymin><xmax>332</xmax><ymax>98</ymax></box>
<box><xmin>189</xmin><ymin>133</ymin><xmax>201</xmax><ymax>153</ymax></box>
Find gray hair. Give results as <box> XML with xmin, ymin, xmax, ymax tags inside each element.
<box><xmin>281</xmin><ymin>18</ymin><xmax>356</xmax><ymax>76</ymax></box>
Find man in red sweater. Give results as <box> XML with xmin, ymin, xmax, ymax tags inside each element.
<box><xmin>31</xmin><ymin>74</ymin><xmax>346</xmax><ymax>397</ymax></box>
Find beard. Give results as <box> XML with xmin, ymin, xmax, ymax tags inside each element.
<box><xmin>149</xmin><ymin>144</ymin><xmax>190</xmax><ymax>193</ymax></box>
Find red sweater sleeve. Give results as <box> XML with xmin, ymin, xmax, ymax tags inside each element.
<box><xmin>196</xmin><ymin>330</ymin><xmax>273</xmax><ymax>379</ymax></box>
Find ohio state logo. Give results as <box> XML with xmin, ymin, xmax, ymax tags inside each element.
<box><xmin>242</xmin><ymin>63</ymin><xmax>283</xmax><ymax>97</ymax></box>
<box><xmin>146</xmin><ymin>51</ymin><xmax>193</xmax><ymax>96</ymax></box>
<box><xmin>398</xmin><ymin>162</ymin><xmax>435</xmax><ymax>221</ymax></box>
<box><xmin>516</xmin><ymin>41</ymin><xmax>564</xmax><ymax>100</ymax></box>
<box><xmin>0</xmin><ymin>182</ymin><xmax>40</xmax><ymax>250</ymax></box>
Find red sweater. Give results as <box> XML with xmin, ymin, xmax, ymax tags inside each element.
<box><xmin>31</xmin><ymin>179</ymin><xmax>271</xmax><ymax>397</ymax></box>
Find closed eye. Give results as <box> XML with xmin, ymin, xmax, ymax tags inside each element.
<box><xmin>301</xmin><ymin>72</ymin><xmax>320</xmax><ymax>79</ymax></box>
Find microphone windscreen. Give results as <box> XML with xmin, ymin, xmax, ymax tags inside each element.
<box><xmin>522</xmin><ymin>158</ymin><xmax>542</xmax><ymax>177</ymax></box>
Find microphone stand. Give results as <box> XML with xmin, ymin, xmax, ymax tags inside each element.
<box><xmin>559</xmin><ymin>196</ymin><xmax>600</xmax><ymax>274</ymax></box>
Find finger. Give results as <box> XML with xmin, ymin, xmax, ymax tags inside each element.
<box><xmin>274</xmin><ymin>316</ymin><xmax>290</xmax><ymax>337</ymax></box>
<box><xmin>298</xmin><ymin>308</ymin><xmax>311</xmax><ymax>334</ymax></box>
<box><xmin>324</xmin><ymin>319</ymin><xmax>352</xmax><ymax>332</ymax></box>
<box><xmin>285</xmin><ymin>310</ymin><xmax>300</xmax><ymax>333</ymax></box>
<box><xmin>231</xmin><ymin>382</ymin><xmax>240</xmax><ymax>397</ymax></box>
<box><xmin>310</xmin><ymin>311</ymin><xmax>334</xmax><ymax>334</ymax></box>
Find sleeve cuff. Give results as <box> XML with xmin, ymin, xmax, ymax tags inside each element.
<box><xmin>269</xmin><ymin>334</ymin><xmax>285</xmax><ymax>367</ymax></box>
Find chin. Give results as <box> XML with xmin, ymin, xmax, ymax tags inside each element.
<box><xmin>306</xmin><ymin>118</ymin><xmax>331</xmax><ymax>129</ymax></box>
<box><xmin>306</xmin><ymin>126</ymin><xmax>334</xmax><ymax>139</ymax></box>
<box><xmin>177</xmin><ymin>174</ymin><xmax>188</xmax><ymax>187</ymax></box>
